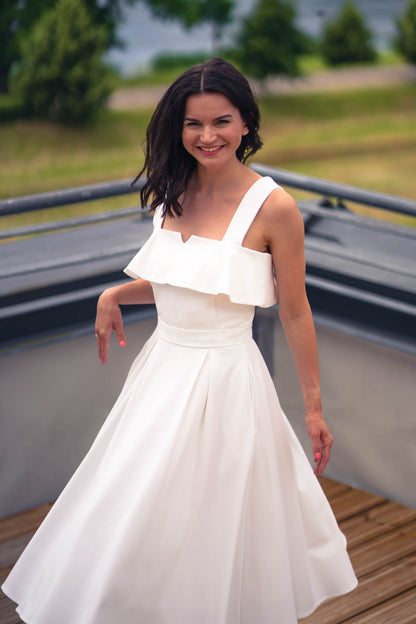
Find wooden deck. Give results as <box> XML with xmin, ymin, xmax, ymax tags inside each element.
<box><xmin>0</xmin><ymin>477</ymin><xmax>415</xmax><ymax>624</ymax></box>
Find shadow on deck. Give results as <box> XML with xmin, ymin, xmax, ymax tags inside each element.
<box><xmin>0</xmin><ymin>477</ymin><xmax>415</xmax><ymax>624</ymax></box>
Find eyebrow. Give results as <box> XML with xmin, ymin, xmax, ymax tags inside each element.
<box><xmin>184</xmin><ymin>114</ymin><xmax>233</xmax><ymax>122</ymax></box>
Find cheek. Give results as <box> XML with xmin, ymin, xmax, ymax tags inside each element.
<box><xmin>182</xmin><ymin>128</ymin><xmax>193</xmax><ymax>147</ymax></box>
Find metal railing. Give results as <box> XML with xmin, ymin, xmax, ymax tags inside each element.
<box><xmin>251</xmin><ymin>164</ymin><xmax>416</xmax><ymax>217</ymax></box>
<box><xmin>1</xmin><ymin>165</ymin><xmax>415</xmax><ymax>353</ymax></box>
<box><xmin>1</xmin><ymin>165</ymin><xmax>415</xmax><ymax>241</ymax></box>
<box><xmin>0</xmin><ymin>178</ymin><xmax>143</xmax><ymax>216</ymax></box>
<box><xmin>0</xmin><ymin>178</ymin><xmax>145</xmax><ymax>240</ymax></box>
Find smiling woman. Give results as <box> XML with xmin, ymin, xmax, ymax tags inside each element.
<box><xmin>2</xmin><ymin>58</ymin><xmax>357</xmax><ymax>624</ymax></box>
<box><xmin>135</xmin><ymin>57</ymin><xmax>263</xmax><ymax>219</ymax></box>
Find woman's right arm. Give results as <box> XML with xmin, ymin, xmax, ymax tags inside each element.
<box><xmin>95</xmin><ymin>279</ymin><xmax>155</xmax><ymax>364</ymax></box>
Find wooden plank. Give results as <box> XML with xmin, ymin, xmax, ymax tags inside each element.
<box><xmin>318</xmin><ymin>477</ymin><xmax>352</xmax><ymax>499</ymax></box>
<box><xmin>0</xmin><ymin>479</ymin><xmax>415</xmax><ymax>624</ymax></box>
<box><xmin>340</xmin><ymin>500</ymin><xmax>416</xmax><ymax>549</ymax></box>
<box><xmin>299</xmin><ymin>554</ymin><xmax>416</xmax><ymax>624</ymax></box>
<box><xmin>0</xmin><ymin>568</ymin><xmax>12</xmax><ymax>585</ymax></box>
<box><xmin>329</xmin><ymin>489</ymin><xmax>387</xmax><ymax>523</ymax></box>
<box><xmin>350</xmin><ymin>519</ymin><xmax>416</xmax><ymax>577</ymax></box>
<box><xmin>0</xmin><ymin>595</ymin><xmax>21</xmax><ymax>624</ymax></box>
<box><xmin>0</xmin><ymin>504</ymin><xmax>52</xmax><ymax>542</ymax></box>
<box><xmin>344</xmin><ymin>587</ymin><xmax>416</xmax><ymax>624</ymax></box>
<box><xmin>0</xmin><ymin>532</ymin><xmax>35</xmax><ymax>570</ymax></box>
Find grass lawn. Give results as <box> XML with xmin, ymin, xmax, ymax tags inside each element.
<box><xmin>0</xmin><ymin>80</ymin><xmax>415</xmax><ymax>230</ymax></box>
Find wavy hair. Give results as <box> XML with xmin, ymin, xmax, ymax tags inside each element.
<box><xmin>133</xmin><ymin>57</ymin><xmax>263</xmax><ymax>217</ymax></box>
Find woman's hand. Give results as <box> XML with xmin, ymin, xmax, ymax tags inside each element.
<box><xmin>95</xmin><ymin>288</ymin><xmax>126</xmax><ymax>364</ymax></box>
<box><xmin>305</xmin><ymin>412</ymin><xmax>333</xmax><ymax>476</ymax></box>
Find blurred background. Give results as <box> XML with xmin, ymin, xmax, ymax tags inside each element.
<box><xmin>0</xmin><ymin>0</ymin><xmax>415</xmax><ymax>225</ymax></box>
<box><xmin>107</xmin><ymin>0</ymin><xmax>408</xmax><ymax>74</ymax></box>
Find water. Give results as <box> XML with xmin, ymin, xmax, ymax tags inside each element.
<box><xmin>106</xmin><ymin>0</ymin><xmax>408</xmax><ymax>75</ymax></box>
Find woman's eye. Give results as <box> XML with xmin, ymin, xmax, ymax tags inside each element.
<box><xmin>185</xmin><ymin>122</ymin><xmax>199</xmax><ymax>127</ymax></box>
<box><xmin>216</xmin><ymin>119</ymin><xmax>230</xmax><ymax>125</ymax></box>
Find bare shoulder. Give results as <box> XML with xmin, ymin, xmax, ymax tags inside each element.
<box><xmin>261</xmin><ymin>186</ymin><xmax>304</xmax><ymax>238</ymax></box>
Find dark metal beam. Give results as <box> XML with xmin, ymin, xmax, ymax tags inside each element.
<box><xmin>251</xmin><ymin>163</ymin><xmax>416</xmax><ymax>217</ymax></box>
<box><xmin>0</xmin><ymin>177</ymin><xmax>145</xmax><ymax>217</ymax></box>
<box><xmin>2</xmin><ymin>167</ymin><xmax>416</xmax><ymax>220</ymax></box>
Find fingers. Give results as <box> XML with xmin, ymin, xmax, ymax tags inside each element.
<box><xmin>95</xmin><ymin>329</ymin><xmax>110</xmax><ymax>365</ymax></box>
<box><xmin>95</xmin><ymin>328</ymin><xmax>126</xmax><ymax>364</ymax></box>
<box><xmin>306</xmin><ymin>416</ymin><xmax>333</xmax><ymax>476</ymax></box>
<box><xmin>95</xmin><ymin>293</ymin><xmax>126</xmax><ymax>364</ymax></box>
<box><xmin>114</xmin><ymin>318</ymin><xmax>126</xmax><ymax>349</ymax></box>
<box><xmin>313</xmin><ymin>431</ymin><xmax>333</xmax><ymax>476</ymax></box>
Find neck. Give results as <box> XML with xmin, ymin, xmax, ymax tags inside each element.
<box><xmin>192</xmin><ymin>160</ymin><xmax>247</xmax><ymax>195</ymax></box>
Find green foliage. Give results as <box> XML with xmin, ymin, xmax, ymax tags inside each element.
<box><xmin>0</xmin><ymin>1</ymin><xmax>20</xmax><ymax>92</ymax></box>
<box><xmin>0</xmin><ymin>93</ymin><xmax>26</xmax><ymax>122</ymax></box>
<box><xmin>321</xmin><ymin>1</ymin><xmax>377</xmax><ymax>66</ymax></box>
<box><xmin>11</xmin><ymin>0</ymin><xmax>112</xmax><ymax>123</ymax></box>
<box><xmin>0</xmin><ymin>0</ymin><xmax>129</xmax><ymax>94</ymax></box>
<box><xmin>234</xmin><ymin>0</ymin><xmax>311</xmax><ymax>81</ymax></box>
<box><xmin>395</xmin><ymin>0</ymin><xmax>416</xmax><ymax>63</ymax></box>
<box><xmin>142</xmin><ymin>0</ymin><xmax>233</xmax><ymax>30</ymax></box>
<box><xmin>142</xmin><ymin>0</ymin><xmax>234</xmax><ymax>47</ymax></box>
<box><xmin>2</xmin><ymin>0</ymin><xmax>234</xmax><ymax>96</ymax></box>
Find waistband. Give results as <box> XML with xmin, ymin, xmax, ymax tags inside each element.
<box><xmin>156</xmin><ymin>318</ymin><xmax>252</xmax><ymax>348</ymax></box>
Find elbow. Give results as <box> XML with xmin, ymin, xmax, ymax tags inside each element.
<box><xmin>278</xmin><ymin>295</ymin><xmax>311</xmax><ymax>324</ymax></box>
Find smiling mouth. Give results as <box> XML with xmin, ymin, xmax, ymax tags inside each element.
<box><xmin>198</xmin><ymin>145</ymin><xmax>224</xmax><ymax>153</ymax></box>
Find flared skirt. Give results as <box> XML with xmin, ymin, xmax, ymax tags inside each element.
<box><xmin>2</xmin><ymin>332</ymin><xmax>357</xmax><ymax>623</ymax></box>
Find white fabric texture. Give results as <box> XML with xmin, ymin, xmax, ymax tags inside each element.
<box><xmin>2</xmin><ymin>176</ymin><xmax>357</xmax><ymax>623</ymax></box>
<box><xmin>124</xmin><ymin>176</ymin><xmax>279</xmax><ymax>308</ymax></box>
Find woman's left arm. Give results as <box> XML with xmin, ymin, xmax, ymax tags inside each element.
<box><xmin>264</xmin><ymin>189</ymin><xmax>333</xmax><ymax>475</ymax></box>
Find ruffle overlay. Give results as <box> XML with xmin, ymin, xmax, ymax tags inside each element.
<box><xmin>124</xmin><ymin>228</ymin><xmax>278</xmax><ymax>308</ymax></box>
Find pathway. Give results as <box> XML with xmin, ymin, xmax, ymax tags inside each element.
<box><xmin>108</xmin><ymin>63</ymin><xmax>416</xmax><ymax>110</ymax></box>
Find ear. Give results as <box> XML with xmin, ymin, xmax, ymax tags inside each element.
<box><xmin>242</xmin><ymin>123</ymin><xmax>249</xmax><ymax>136</ymax></box>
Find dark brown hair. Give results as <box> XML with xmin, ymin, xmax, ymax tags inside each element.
<box><xmin>133</xmin><ymin>57</ymin><xmax>263</xmax><ymax>217</ymax></box>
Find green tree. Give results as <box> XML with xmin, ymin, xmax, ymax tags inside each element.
<box><xmin>1</xmin><ymin>0</ymin><xmax>233</xmax><ymax>94</ymax></box>
<box><xmin>395</xmin><ymin>0</ymin><xmax>416</xmax><ymax>64</ymax></box>
<box><xmin>234</xmin><ymin>0</ymin><xmax>310</xmax><ymax>81</ymax></box>
<box><xmin>142</xmin><ymin>0</ymin><xmax>234</xmax><ymax>48</ymax></box>
<box><xmin>321</xmin><ymin>1</ymin><xmax>376</xmax><ymax>66</ymax></box>
<box><xmin>0</xmin><ymin>1</ymin><xmax>20</xmax><ymax>93</ymax></box>
<box><xmin>0</xmin><ymin>0</ymin><xmax>129</xmax><ymax>93</ymax></box>
<box><xmin>12</xmin><ymin>0</ymin><xmax>112</xmax><ymax>123</ymax></box>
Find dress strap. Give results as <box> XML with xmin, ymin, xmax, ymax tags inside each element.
<box><xmin>153</xmin><ymin>205</ymin><xmax>164</xmax><ymax>228</ymax></box>
<box><xmin>223</xmin><ymin>176</ymin><xmax>281</xmax><ymax>246</ymax></box>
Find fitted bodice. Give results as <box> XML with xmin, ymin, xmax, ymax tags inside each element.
<box><xmin>124</xmin><ymin>176</ymin><xmax>281</xmax><ymax>328</ymax></box>
<box><xmin>124</xmin><ymin>177</ymin><xmax>278</xmax><ymax>308</ymax></box>
<box><xmin>151</xmin><ymin>282</ymin><xmax>254</xmax><ymax>347</ymax></box>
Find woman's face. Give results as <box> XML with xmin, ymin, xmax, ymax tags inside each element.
<box><xmin>182</xmin><ymin>92</ymin><xmax>249</xmax><ymax>169</ymax></box>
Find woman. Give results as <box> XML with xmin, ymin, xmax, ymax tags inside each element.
<box><xmin>2</xmin><ymin>58</ymin><xmax>357</xmax><ymax>623</ymax></box>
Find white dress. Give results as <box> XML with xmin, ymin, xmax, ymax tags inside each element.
<box><xmin>2</xmin><ymin>176</ymin><xmax>357</xmax><ymax>623</ymax></box>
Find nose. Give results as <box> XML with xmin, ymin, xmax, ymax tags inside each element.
<box><xmin>200</xmin><ymin>125</ymin><xmax>216</xmax><ymax>144</ymax></box>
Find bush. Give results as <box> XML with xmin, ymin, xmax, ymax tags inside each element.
<box><xmin>0</xmin><ymin>94</ymin><xmax>26</xmax><ymax>122</ymax></box>
<box><xmin>234</xmin><ymin>0</ymin><xmax>311</xmax><ymax>81</ymax></box>
<box><xmin>395</xmin><ymin>0</ymin><xmax>416</xmax><ymax>64</ymax></box>
<box><xmin>12</xmin><ymin>0</ymin><xmax>112</xmax><ymax>123</ymax></box>
<box><xmin>321</xmin><ymin>1</ymin><xmax>377</xmax><ymax>66</ymax></box>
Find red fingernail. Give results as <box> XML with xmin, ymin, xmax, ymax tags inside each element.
<box><xmin>120</xmin><ymin>340</ymin><xmax>126</xmax><ymax>347</ymax></box>
<box><xmin>314</xmin><ymin>452</ymin><xmax>321</xmax><ymax>460</ymax></box>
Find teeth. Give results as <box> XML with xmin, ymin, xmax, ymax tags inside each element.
<box><xmin>200</xmin><ymin>146</ymin><xmax>221</xmax><ymax>152</ymax></box>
